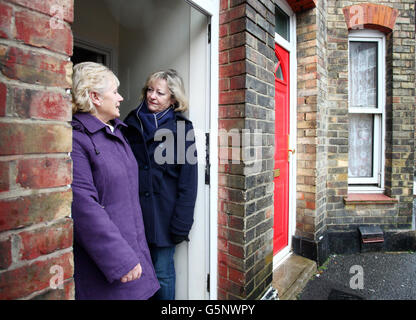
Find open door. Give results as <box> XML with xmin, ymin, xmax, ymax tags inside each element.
<box><xmin>175</xmin><ymin>5</ymin><xmax>210</xmax><ymax>300</ymax></box>
<box><xmin>72</xmin><ymin>0</ymin><xmax>215</xmax><ymax>300</ymax></box>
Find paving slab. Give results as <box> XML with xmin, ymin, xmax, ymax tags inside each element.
<box><xmin>272</xmin><ymin>254</ymin><xmax>317</xmax><ymax>300</ymax></box>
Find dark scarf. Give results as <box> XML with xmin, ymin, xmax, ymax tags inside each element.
<box><xmin>136</xmin><ymin>100</ymin><xmax>175</xmax><ymax>140</ymax></box>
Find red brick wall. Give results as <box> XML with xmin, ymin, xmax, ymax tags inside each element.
<box><xmin>0</xmin><ymin>0</ymin><xmax>74</xmax><ymax>300</ymax></box>
<box><xmin>218</xmin><ymin>0</ymin><xmax>275</xmax><ymax>300</ymax></box>
<box><xmin>343</xmin><ymin>3</ymin><xmax>399</xmax><ymax>34</ymax></box>
<box><xmin>287</xmin><ymin>0</ymin><xmax>316</xmax><ymax>13</ymax></box>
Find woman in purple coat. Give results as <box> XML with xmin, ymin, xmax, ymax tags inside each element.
<box><xmin>70</xmin><ymin>62</ymin><xmax>159</xmax><ymax>299</ymax></box>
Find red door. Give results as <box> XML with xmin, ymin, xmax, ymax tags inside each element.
<box><xmin>273</xmin><ymin>43</ymin><xmax>290</xmax><ymax>255</ymax></box>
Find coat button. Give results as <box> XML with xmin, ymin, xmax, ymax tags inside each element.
<box><xmin>143</xmin><ymin>165</ymin><xmax>149</xmax><ymax>170</ymax></box>
<box><xmin>145</xmin><ymin>192</ymin><xmax>150</xmax><ymax>197</ymax></box>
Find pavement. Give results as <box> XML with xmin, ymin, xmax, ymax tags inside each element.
<box><xmin>298</xmin><ymin>195</ymin><xmax>416</xmax><ymax>300</ymax></box>
<box><xmin>297</xmin><ymin>251</ymin><xmax>416</xmax><ymax>300</ymax></box>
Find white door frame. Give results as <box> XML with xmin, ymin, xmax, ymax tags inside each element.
<box><xmin>185</xmin><ymin>0</ymin><xmax>219</xmax><ymax>300</ymax></box>
<box><xmin>273</xmin><ymin>0</ymin><xmax>297</xmax><ymax>269</ymax></box>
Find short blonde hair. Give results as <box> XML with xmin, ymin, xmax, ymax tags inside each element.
<box><xmin>141</xmin><ymin>69</ymin><xmax>189</xmax><ymax>112</ymax></box>
<box><xmin>72</xmin><ymin>62</ymin><xmax>120</xmax><ymax>114</ymax></box>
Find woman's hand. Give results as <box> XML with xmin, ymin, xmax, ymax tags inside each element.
<box><xmin>120</xmin><ymin>263</ymin><xmax>142</xmax><ymax>283</ymax></box>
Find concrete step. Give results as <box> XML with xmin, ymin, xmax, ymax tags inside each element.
<box><xmin>272</xmin><ymin>254</ymin><xmax>317</xmax><ymax>300</ymax></box>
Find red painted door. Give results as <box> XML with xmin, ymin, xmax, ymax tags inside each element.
<box><xmin>273</xmin><ymin>43</ymin><xmax>290</xmax><ymax>255</ymax></box>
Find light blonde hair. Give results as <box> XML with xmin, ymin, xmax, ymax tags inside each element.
<box><xmin>71</xmin><ymin>62</ymin><xmax>120</xmax><ymax>114</ymax></box>
<box><xmin>141</xmin><ymin>69</ymin><xmax>189</xmax><ymax>112</ymax></box>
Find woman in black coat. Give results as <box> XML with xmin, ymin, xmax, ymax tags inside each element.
<box><xmin>123</xmin><ymin>69</ymin><xmax>197</xmax><ymax>300</ymax></box>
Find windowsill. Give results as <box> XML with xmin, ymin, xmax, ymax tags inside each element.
<box><xmin>344</xmin><ymin>193</ymin><xmax>398</xmax><ymax>205</ymax></box>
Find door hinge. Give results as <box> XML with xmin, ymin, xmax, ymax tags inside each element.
<box><xmin>207</xmin><ymin>273</ymin><xmax>210</xmax><ymax>293</ymax></box>
<box><xmin>205</xmin><ymin>132</ymin><xmax>210</xmax><ymax>185</ymax></box>
<box><xmin>208</xmin><ymin>23</ymin><xmax>211</xmax><ymax>44</ymax></box>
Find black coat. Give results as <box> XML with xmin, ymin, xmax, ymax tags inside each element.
<box><xmin>123</xmin><ymin>107</ymin><xmax>198</xmax><ymax>247</ymax></box>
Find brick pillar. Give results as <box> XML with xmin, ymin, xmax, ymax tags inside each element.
<box><xmin>0</xmin><ymin>0</ymin><xmax>74</xmax><ymax>300</ymax></box>
<box><xmin>218</xmin><ymin>0</ymin><xmax>275</xmax><ymax>299</ymax></box>
<box><xmin>384</xmin><ymin>1</ymin><xmax>415</xmax><ymax>227</ymax></box>
<box><xmin>295</xmin><ymin>2</ymin><xmax>328</xmax><ymax>239</ymax></box>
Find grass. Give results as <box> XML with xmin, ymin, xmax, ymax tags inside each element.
<box><xmin>317</xmin><ymin>255</ymin><xmax>334</xmax><ymax>273</ymax></box>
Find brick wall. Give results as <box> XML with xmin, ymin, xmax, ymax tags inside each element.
<box><xmin>383</xmin><ymin>0</ymin><xmax>415</xmax><ymax>228</ymax></box>
<box><xmin>315</xmin><ymin>0</ymin><xmax>328</xmax><ymax>239</ymax></box>
<box><xmin>295</xmin><ymin>1</ymin><xmax>328</xmax><ymax>242</ymax></box>
<box><xmin>325</xmin><ymin>0</ymin><xmax>415</xmax><ymax>232</ymax></box>
<box><xmin>0</xmin><ymin>0</ymin><xmax>74</xmax><ymax>299</ymax></box>
<box><xmin>293</xmin><ymin>0</ymin><xmax>415</xmax><ymax>259</ymax></box>
<box><xmin>324</xmin><ymin>0</ymin><xmax>350</xmax><ymax>231</ymax></box>
<box><xmin>218</xmin><ymin>0</ymin><xmax>275</xmax><ymax>300</ymax></box>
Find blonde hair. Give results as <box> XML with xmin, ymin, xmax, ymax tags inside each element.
<box><xmin>141</xmin><ymin>69</ymin><xmax>189</xmax><ymax>112</ymax></box>
<box><xmin>71</xmin><ymin>62</ymin><xmax>120</xmax><ymax>114</ymax></box>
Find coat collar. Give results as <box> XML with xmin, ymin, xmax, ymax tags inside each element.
<box><xmin>136</xmin><ymin>100</ymin><xmax>175</xmax><ymax>139</ymax></box>
<box><xmin>124</xmin><ymin>104</ymin><xmax>190</xmax><ymax>128</ymax></box>
<box><xmin>73</xmin><ymin>112</ymin><xmax>127</xmax><ymax>134</ymax></box>
<box><xmin>124</xmin><ymin>105</ymin><xmax>191</xmax><ymax>143</ymax></box>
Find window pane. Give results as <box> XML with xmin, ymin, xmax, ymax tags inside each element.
<box><xmin>348</xmin><ymin>114</ymin><xmax>373</xmax><ymax>178</ymax></box>
<box><xmin>275</xmin><ymin>58</ymin><xmax>284</xmax><ymax>81</ymax></box>
<box><xmin>72</xmin><ymin>46</ymin><xmax>107</xmax><ymax>66</ymax></box>
<box><xmin>275</xmin><ymin>6</ymin><xmax>290</xmax><ymax>42</ymax></box>
<box><xmin>349</xmin><ymin>42</ymin><xmax>378</xmax><ymax>108</ymax></box>
<box><xmin>276</xmin><ymin>65</ymin><xmax>284</xmax><ymax>80</ymax></box>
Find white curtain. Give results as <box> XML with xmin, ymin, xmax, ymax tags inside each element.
<box><xmin>348</xmin><ymin>114</ymin><xmax>373</xmax><ymax>178</ymax></box>
<box><xmin>348</xmin><ymin>41</ymin><xmax>378</xmax><ymax>178</ymax></box>
<box><xmin>349</xmin><ymin>42</ymin><xmax>377</xmax><ymax>108</ymax></box>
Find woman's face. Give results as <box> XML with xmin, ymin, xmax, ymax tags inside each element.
<box><xmin>146</xmin><ymin>78</ymin><xmax>175</xmax><ymax>113</ymax></box>
<box><xmin>94</xmin><ymin>79</ymin><xmax>123</xmax><ymax>124</ymax></box>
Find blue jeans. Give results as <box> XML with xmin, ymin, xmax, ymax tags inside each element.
<box><xmin>149</xmin><ymin>246</ymin><xmax>176</xmax><ymax>300</ymax></box>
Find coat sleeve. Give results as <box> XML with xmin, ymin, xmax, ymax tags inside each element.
<box><xmin>170</xmin><ymin>122</ymin><xmax>198</xmax><ymax>236</ymax></box>
<box><xmin>71</xmin><ymin>135</ymin><xmax>140</xmax><ymax>283</ymax></box>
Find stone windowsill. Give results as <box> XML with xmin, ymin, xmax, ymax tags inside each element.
<box><xmin>344</xmin><ymin>193</ymin><xmax>398</xmax><ymax>205</ymax></box>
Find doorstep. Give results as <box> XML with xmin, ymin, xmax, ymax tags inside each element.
<box><xmin>272</xmin><ymin>254</ymin><xmax>317</xmax><ymax>300</ymax></box>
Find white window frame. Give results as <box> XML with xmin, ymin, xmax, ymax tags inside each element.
<box><xmin>348</xmin><ymin>29</ymin><xmax>386</xmax><ymax>193</ymax></box>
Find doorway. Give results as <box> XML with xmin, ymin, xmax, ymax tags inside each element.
<box><xmin>72</xmin><ymin>46</ymin><xmax>107</xmax><ymax>66</ymax></box>
<box><xmin>273</xmin><ymin>0</ymin><xmax>296</xmax><ymax>267</ymax></box>
<box><xmin>72</xmin><ymin>0</ymin><xmax>214</xmax><ymax>299</ymax></box>
<box><xmin>273</xmin><ymin>43</ymin><xmax>290</xmax><ymax>256</ymax></box>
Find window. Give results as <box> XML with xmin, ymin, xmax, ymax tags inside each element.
<box><xmin>71</xmin><ymin>38</ymin><xmax>115</xmax><ymax>72</ymax></box>
<box><xmin>72</xmin><ymin>46</ymin><xmax>107</xmax><ymax>66</ymax></box>
<box><xmin>275</xmin><ymin>56</ymin><xmax>284</xmax><ymax>81</ymax></box>
<box><xmin>275</xmin><ymin>5</ymin><xmax>290</xmax><ymax>42</ymax></box>
<box><xmin>348</xmin><ymin>30</ymin><xmax>385</xmax><ymax>191</ymax></box>
<box><xmin>274</xmin><ymin>2</ymin><xmax>294</xmax><ymax>50</ymax></box>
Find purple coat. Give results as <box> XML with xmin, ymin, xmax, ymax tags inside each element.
<box><xmin>71</xmin><ymin>113</ymin><xmax>159</xmax><ymax>300</ymax></box>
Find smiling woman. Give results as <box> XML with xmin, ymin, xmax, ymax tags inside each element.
<box><xmin>71</xmin><ymin>0</ymin><xmax>214</xmax><ymax>299</ymax></box>
<box><xmin>70</xmin><ymin>62</ymin><xmax>160</xmax><ymax>299</ymax></box>
<box><xmin>146</xmin><ymin>79</ymin><xmax>174</xmax><ymax>113</ymax></box>
<box><xmin>90</xmin><ymin>79</ymin><xmax>123</xmax><ymax>124</ymax></box>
